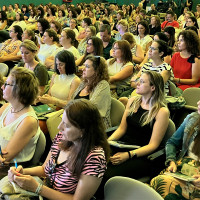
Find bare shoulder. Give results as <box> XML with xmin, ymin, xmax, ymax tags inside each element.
<box><xmin>156</xmin><ymin>107</ymin><xmax>169</xmax><ymax>119</ymax></box>
<box><xmin>0</xmin><ymin>103</ymin><xmax>9</xmax><ymax>116</ymax></box>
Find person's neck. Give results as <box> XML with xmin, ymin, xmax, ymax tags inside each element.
<box><xmin>46</xmin><ymin>41</ymin><xmax>54</xmax><ymax>46</ymax></box>
<box><xmin>10</xmin><ymin>102</ymin><xmax>28</xmax><ymax>113</ymax></box>
<box><xmin>63</xmin><ymin>42</ymin><xmax>72</xmax><ymax>49</ymax></box>
<box><xmin>139</xmin><ymin>34</ymin><xmax>145</xmax><ymax>38</ymax></box>
<box><xmin>116</xmin><ymin>57</ymin><xmax>123</xmax><ymax>63</ymax></box>
<box><xmin>141</xmin><ymin>96</ymin><xmax>151</xmax><ymax>109</ymax></box>
<box><xmin>12</xmin><ymin>37</ymin><xmax>18</xmax><ymax>41</ymax></box>
<box><xmin>180</xmin><ymin>50</ymin><xmax>191</xmax><ymax>58</ymax></box>
<box><xmin>152</xmin><ymin>57</ymin><xmax>163</xmax><ymax>67</ymax></box>
<box><xmin>26</xmin><ymin>59</ymin><xmax>39</xmax><ymax>70</ymax></box>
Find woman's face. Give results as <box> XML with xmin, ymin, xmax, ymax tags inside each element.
<box><xmin>9</xmin><ymin>27</ymin><xmax>17</xmax><ymax>39</ymax></box>
<box><xmin>151</xmin><ymin>16</ymin><xmax>156</xmax><ymax>25</ymax></box>
<box><xmin>2</xmin><ymin>75</ymin><xmax>15</xmax><ymax>101</ymax></box>
<box><xmin>56</xmin><ymin>58</ymin><xmax>66</xmax><ymax>74</ymax></box>
<box><xmin>37</xmin><ymin>22</ymin><xmax>43</xmax><ymax>32</ymax></box>
<box><xmin>86</xmin><ymin>39</ymin><xmax>94</xmax><ymax>54</ymax></box>
<box><xmin>58</xmin><ymin>111</ymin><xmax>83</xmax><ymax>142</ymax></box>
<box><xmin>136</xmin><ymin>73</ymin><xmax>155</xmax><ymax>95</ymax></box>
<box><xmin>148</xmin><ymin>41</ymin><xmax>161</xmax><ymax>60</ymax></box>
<box><xmin>82</xmin><ymin>59</ymin><xmax>95</xmax><ymax>79</ymax></box>
<box><xmin>81</xmin><ymin>20</ymin><xmax>87</xmax><ymax>28</ymax></box>
<box><xmin>43</xmin><ymin>31</ymin><xmax>52</xmax><ymax>44</ymax></box>
<box><xmin>22</xmin><ymin>30</ymin><xmax>31</xmax><ymax>41</ymax></box>
<box><xmin>138</xmin><ymin>24</ymin><xmax>145</xmax><ymax>35</ymax></box>
<box><xmin>50</xmin><ymin>23</ymin><xmax>57</xmax><ymax>33</ymax></box>
<box><xmin>112</xmin><ymin>43</ymin><xmax>122</xmax><ymax>58</ymax></box>
<box><xmin>21</xmin><ymin>46</ymin><xmax>35</xmax><ymax>64</ymax></box>
<box><xmin>70</xmin><ymin>19</ymin><xmax>76</xmax><ymax>29</ymax></box>
<box><xmin>16</xmin><ymin>13</ymin><xmax>20</xmax><ymax>21</ymax></box>
<box><xmin>186</xmin><ymin>18</ymin><xmax>195</xmax><ymax>27</ymax></box>
<box><xmin>58</xmin><ymin>10</ymin><xmax>63</xmax><ymax>17</ymax></box>
<box><xmin>59</xmin><ymin>31</ymin><xmax>68</xmax><ymax>45</ymax></box>
<box><xmin>117</xmin><ymin>24</ymin><xmax>126</xmax><ymax>33</ymax></box>
<box><xmin>177</xmin><ymin>35</ymin><xmax>187</xmax><ymax>52</ymax></box>
<box><xmin>85</xmin><ymin>27</ymin><xmax>92</xmax><ymax>38</ymax></box>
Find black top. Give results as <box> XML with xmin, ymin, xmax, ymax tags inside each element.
<box><xmin>74</xmin><ymin>90</ymin><xmax>90</xmax><ymax>100</ymax></box>
<box><xmin>149</xmin><ymin>25</ymin><xmax>161</xmax><ymax>35</ymax></box>
<box><xmin>120</xmin><ymin>106</ymin><xmax>155</xmax><ymax>146</ymax></box>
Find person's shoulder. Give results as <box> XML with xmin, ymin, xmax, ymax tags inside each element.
<box><xmin>156</xmin><ymin>106</ymin><xmax>169</xmax><ymax>119</ymax></box>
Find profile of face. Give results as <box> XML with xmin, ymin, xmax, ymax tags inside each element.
<box><xmin>59</xmin><ymin>31</ymin><xmax>67</xmax><ymax>46</ymax></box>
<box><xmin>177</xmin><ymin>35</ymin><xmax>186</xmax><ymax>52</ymax></box>
<box><xmin>82</xmin><ymin>59</ymin><xmax>95</xmax><ymax>80</ymax></box>
<box><xmin>100</xmin><ymin>30</ymin><xmax>110</xmax><ymax>42</ymax></box>
<box><xmin>148</xmin><ymin>42</ymin><xmax>161</xmax><ymax>60</ymax></box>
<box><xmin>85</xmin><ymin>27</ymin><xmax>92</xmax><ymax>38</ymax></box>
<box><xmin>186</xmin><ymin>19</ymin><xmax>195</xmax><ymax>27</ymax></box>
<box><xmin>21</xmin><ymin>46</ymin><xmax>36</xmax><ymax>64</ymax></box>
<box><xmin>166</xmin><ymin>14</ymin><xmax>173</xmax><ymax>22</ymax></box>
<box><xmin>43</xmin><ymin>32</ymin><xmax>52</xmax><ymax>44</ymax></box>
<box><xmin>1</xmin><ymin>75</ymin><xmax>14</xmax><ymax>101</ymax></box>
<box><xmin>16</xmin><ymin>13</ymin><xmax>20</xmax><ymax>21</ymax></box>
<box><xmin>86</xmin><ymin>39</ymin><xmax>94</xmax><ymax>54</ymax></box>
<box><xmin>37</xmin><ymin>22</ymin><xmax>43</xmax><ymax>32</ymax></box>
<box><xmin>50</xmin><ymin>23</ymin><xmax>57</xmax><ymax>33</ymax></box>
<box><xmin>112</xmin><ymin>43</ymin><xmax>122</xmax><ymax>58</ymax></box>
<box><xmin>70</xmin><ymin>19</ymin><xmax>76</xmax><ymax>29</ymax></box>
<box><xmin>138</xmin><ymin>24</ymin><xmax>145</xmax><ymax>35</ymax></box>
<box><xmin>151</xmin><ymin>16</ymin><xmax>156</xmax><ymax>25</ymax></box>
<box><xmin>136</xmin><ymin>73</ymin><xmax>155</xmax><ymax>95</ymax></box>
<box><xmin>58</xmin><ymin>111</ymin><xmax>83</xmax><ymax>142</ymax></box>
<box><xmin>56</xmin><ymin>58</ymin><xmax>66</xmax><ymax>74</ymax></box>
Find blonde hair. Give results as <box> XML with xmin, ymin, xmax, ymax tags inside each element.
<box><xmin>129</xmin><ymin>71</ymin><xmax>166</xmax><ymax>126</ymax></box>
<box><xmin>117</xmin><ymin>19</ymin><xmax>129</xmax><ymax>32</ymax></box>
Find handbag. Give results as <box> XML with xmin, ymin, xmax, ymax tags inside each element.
<box><xmin>0</xmin><ymin>176</ymin><xmax>43</xmax><ymax>200</ymax></box>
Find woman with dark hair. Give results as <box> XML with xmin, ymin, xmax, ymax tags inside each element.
<box><xmin>107</xmin><ymin>40</ymin><xmax>134</xmax><ymax>97</ymax></box>
<box><xmin>8</xmin><ymin>12</ymin><xmax>26</xmax><ymax>31</ymax></box>
<box><xmin>103</xmin><ymin>7</ymin><xmax>112</xmax><ymax>24</ymax></box>
<box><xmin>18</xmin><ymin>39</ymin><xmax>49</xmax><ymax>95</ymax></box>
<box><xmin>36</xmin><ymin>7</ymin><xmax>45</xmax><ymax>19</ymax></box>
<box><xmin>57</xmin><ymin>9</ymin><xmax>66</xmax><ymax>27</ymax></box>
<box><xmin>26</xmin><ymin>8</ymin><xmax>37</xmax><ymax>28</ymax></box>
<box><xmin>135</xmin><ymin>20</ymin><xmax>153</xmax><ymax>54</ymax></box>
<box><xmin>186</xmin><ymin>16</ymin><xmax>199</xmax><ymax>29</ymax></box>
<box><xmin>151</xmin><ymin>100</ymin><xmax>200</xmax><ymax>199</ymax></box>
<box><xmin>45</xmin><ymin>7</ymin><xmax>56</xmax><ymax>23</ymax></box>
<box><xmin>21</xmin><ymin>4</ymin><xmax>30</xmax><ymax>20</ymax></box>
<box><xmin>131</xmin><ymin>40</ymin><xmax>174</xmax><ymax>95</ymax></box>
<box><xmin>50</xmin><ymin>20</ymin><xmax>62</xmax><ymax>35</ymax></box>
<box><xmin>72</xmin><ymin>55</ymin><xmax>111</xmax><ymax>128</ymax></box>
<box><xmin>0</xmin><ymin>67</ymin><xmax>40</xmax><ymax>179</ymax></box>
<box><xmin>149</xmin><ymin>15</ymin><xmax>161</xmax><ymax>35</ymax></box>
<box><xmin>64</xmin><ymin>9</ymin><xmax>77</xmax><ymax>28</ymax></box>
<box><xmin>35</xmin><ymin>18</ymin><xmax>50</xmax><ymax>38</ymax></box>
<box><xmin>77</xmin><ymin>17</ymin><xmax>92</xmax><ymax>41</ymax></box>
<box><xmin>68</xmin><ymin>18</ymin><xmax>79</xmax><ymax>37</ymax></box>
<box><xmin>171</xmin><ymin>30</ymin><xmax>200</xmax><ymax>91</ymax></box>
<box><xmin>8</xmin><ymin>98</ymin><xmax>109</xmax><ymax>199</ymax></box>
<box><xmin>164</xmin><ymin>26</ymin><xmax>176</xmax><ymax>48</ymax></box>
<box><xmin>39</xmin><ymin>50</ymin><xmax>80</xmax><ymax>108</ymax></box>
<box><xmin>0</xmin><ymin>11</ymin><xmax>7</xmax><ymax>30</ymax></box>
<box><xmin>76</xmin><ymin>36</ymin><xmax>103</xmax><ymax>67</ymax></box>
<box><xmin>37</xmin><ymin>29</ymin><xmax>59</xmax><ymax>65</ymax></box>
<box><xmin>22</xmin><ymin>29</ymin><xmax>38</xmax><ymax>45</ymax></box>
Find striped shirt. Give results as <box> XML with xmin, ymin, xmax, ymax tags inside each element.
<box><xmin>44</xmin><ymin>132</ymin><xmax>107</xmax><ymax>194</ymax></box>
<box><xmin>141</xmin><ymin>62</ymin><xmax>174</xmax><ymax>95</ymax></box>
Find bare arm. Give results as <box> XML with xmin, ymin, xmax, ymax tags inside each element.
<box><xmin>133</xmin><ymin>44</ymin><xmax>144</xmax><ymax>64</ymax></box>
<box><xmin>0</xmin><ymin>20</ymin><xmax>7</xmax><ymax>30</ymax></box>
<box><xmin>160</xmin><ymin>70</ymin><xmax>170</xmax><ymax>84</ymax></box>
<box><xmin>130</xmin><ymin>69</ymin><xmax>142</xmax><ymax>88</ymax></box>
<box><xmin>0</xmin><ymin>54</ymin><xmax>22</xmax><ymax>62</ymax></box>
<box><xmin>110</xmin><ymin>64</ymin><xmax>133</xmax><ymax>83</ymax></box>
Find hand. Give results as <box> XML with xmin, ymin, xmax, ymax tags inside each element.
<box><xmin>38</xmin><ymin>94</ymin><xmax>55</xmax><ymax>104</ymax></box>
<box><xmin>167</xmin><ymin>161</ymin><xmax>177</xmax><ymax>173</ymax></box>
<box><xmin>0</xmin><ymin>149</ymin><xmax>8</xmax><ymax>165</ymax></box>
<box><xmin>8</xmin><ymin>165</ymin><xmax>23</xmax><ymax>182</ymax></box>
<box><xmin>192</xmin><ymin>175</ymin><xmax>200</xmax><ymax>188</ymax></box>
<box><xmin>14</xmin><ymin>174</ymin><xmax>38</xmax><ymax>193</ymax></box>
<box><xmin>110</xmin><ymin>152</ymin><xmax>129</xmax><ymax>165</ymax></box>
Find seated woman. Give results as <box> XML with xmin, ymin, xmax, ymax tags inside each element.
<box><xmin>78</xmin><ymin>25</ymin><xmax>96</xmax><ymax>56</ymax></box>
<box><xmin>115</xmin><ymin>19</ymin><xmax>129</xmax><ymax>41</ymax></box>
<box><xmin>134</xmin><ymin>20</ymin><xmax>153</xmax><ymax>54</ymax></box>
<box><xmin>0</xmin><ymin>67</ymin><xmax>40</xmax><ymax>179</ymax></box>
<box><xmin>45</xmin><ymin>29</ymin><xmax>80</xmax><ymax>69</ymax></box>
<box><xmin>0</xmin><ymin>11</ymin><xmax>7</xmax><ymax>30</ymax></box>
<box><xmin>39</xmin><ymin>50</ymin><xmax>80</xmax><ymax>109</ymax></box>
<box><xmin>150</xmin><ymin>101</ymin><xmax>200</xmax><ymax>199</ymax></box>
<box><xmin>122</xmin><ymin>32</ymin><xmax>144</xmax><ymax>64</ymax></box>
<box><xmin>76</xmin><ymin>36</ymin><xmax>103</xmax><ymax>68</ymax></box>
<box><xmin>34</xmin><ymin>18</ymin><xmax>50</xmax><ymax>39</ymax></box>
<box><xmin>22</xmin><ymin>29</ymin><xmax>38</xmax><ymax>45</ymax></box>
<box><xmin>100</xmin><ymin>71</ymin><xmax>169</xmax><ymax>191</ymax></box>
<box><xmin>107</xmin><ymin>40</ymin><xmax>134</xmax><ymax>98</ymax></box>
<box><xmin>8</xmin><ymin>99</ymin><xmax>110</xmax><ymax>200</ymax></box>
<box><xmin>18</xmin><ymin>40</ymin><xmax>49</xmax><ymax>96</ymax></box>
<box><xmin>171</xmin><ymin>30</ymin><xmax>200</xmax><ymax>91</ymax></box>
<box><xmin>164</xmin><ymin>26</ymin><xmax>176</xmax><ymax>49</ymax></box>
<box><xmin>72</xmin><ymin>55</ymin><xmax>111</xmax><ymax>129</ymax></box>
<box><xmin>149</xmin><ymin>15</ymin><xmax>161</xmax><ymax>36</ymax></box>
<box><xmin>37</xmin><ymin>29</ymin><xmax>59</xmax><ymax>65</ymax></box>
<box><xmin>131</xmin><ymin>40</ymin><xmax>174</xmax><ymax>96</ymax></box>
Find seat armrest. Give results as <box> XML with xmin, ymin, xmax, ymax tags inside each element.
<box><xmin>147</xmin><ymin>148</ymin><xmax>165</xmax><ymax>161</ymax></box>
<box><xmin>106</xmin><ymin>126</ymin><xmax>119</xmax><ymax>137</ymax></box>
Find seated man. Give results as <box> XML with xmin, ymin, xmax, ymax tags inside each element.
<box><xmin>161</xmin><ymin>10</ymin><xmax>179</xmax><ymax>30</ymax></box>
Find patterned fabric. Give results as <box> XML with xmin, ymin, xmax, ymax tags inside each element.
<box><xmin>44</xmin><ymin>132</ymin><xmax>107</xmax><ymax>194</ymax></box>
<box><xmin>141</xmin><ymin>61</ymin><xmax>174</xmax><ymax>95</ymax></box>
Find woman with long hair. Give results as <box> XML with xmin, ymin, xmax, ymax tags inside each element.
<box><xmin>8</xmin><ymin>99</ymin><xmax>110</xmax><ymax>199</ymax></box>
<box><xmin>164</xmin><ymin>26</ymin><xmax>175</xmax><ymax>48</ymax></box>
<box><xmin>149</xmin><ymin>15</ymin><xmax>161</xmax><ymax>35</ymax></box>
<box><xmin>72</xmin><ymin>55</ymin><xmax>111</xmax><ymax>129</ymax></box>
<box><xmin>171</xmin><ymin>30</ymin><xmax>200</xmax><ymax>91</ymax></box>
<box><xmin>151</xmin><ymin>100</ymin><xmax>200</xmax><ymax>199</ymax></box>
<box><xmin>97</xmin><ymin>71</ymin><xmax>169</xmax><ymax>197</ymax></box>
<box><xmin>0</xmin><ymin>11</ymin><xmax>7</xmax><ymax>30</ymax></box>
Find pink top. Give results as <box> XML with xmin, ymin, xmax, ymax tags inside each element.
<box><xmin>170</xmin><ymin>52</ymin><xmax>200</xmax><ymax>91</ymax></box>
<box><xmin>44</xmin><ymin>132</ymin><xmax>107</xmax><ymax>194</ymax></box>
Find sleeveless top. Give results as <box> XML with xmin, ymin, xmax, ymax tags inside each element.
<box><xmin>121</xmin><ymin>106</ymin><xmax>155</xmax><ymax>146</ymax></box>
<box><xmin>74</xmin><ymin>90</ymin><xmax>90</xmax><ymax>100</ymax></box>
<box><xmin>0</xmin><ymin>104</ymin><xmax>40</xmax><ymax>163</ymax></box>
<box><xmin>51</xmin><ymin>74</ymin><xmax>77</xmax><ymax>101</ymax></box>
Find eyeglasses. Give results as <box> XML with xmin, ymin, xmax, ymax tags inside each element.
<box><xmin>112</xmin><ymin>47</ymin><xmax>121</xmax><ymax>50</ymax></box>
<box><xmin>4</xmin><ymin>82</ymin><xmax>15</xmax><ymax>88</ymax></box>
<box><xmin>149</xmin><ymin>46</ymin><xmax>159</xmax><ymax>51</ymax></box>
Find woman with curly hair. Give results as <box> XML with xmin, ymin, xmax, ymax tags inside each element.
<box><xmin>171</xmin><ymin>30</ymin><xmax>200</xmax><ymax>91</ymax></box>
<box><xmin>72</xmin><ymin>55</ymin><xmax>111</xmax><ymax>129</ymax></box>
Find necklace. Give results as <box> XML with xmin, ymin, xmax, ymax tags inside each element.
<box><xmin>11</xmin><ymin>106</ymin><xmax>26</xmax><ymax>113</ymax></box>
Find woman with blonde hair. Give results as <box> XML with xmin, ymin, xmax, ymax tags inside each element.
<box><xmin>115</xmin><ymin>19</ymin><xmax>129</xmax><ymax>41</ymax></box>
<box><xmin>149</xmin><ymin>15</ymin><xmax>161</xmax><ymax>35</ymax></box>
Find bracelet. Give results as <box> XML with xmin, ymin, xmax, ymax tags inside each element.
<box><xmin>35</xmin><ymin>183</ymin><xmax>43</xmax><ymax>195</ymax></box>
<box><xmin>127</xmin><ymin>151</ymin><xmax>131</xmax><ymax>159</ymax></box>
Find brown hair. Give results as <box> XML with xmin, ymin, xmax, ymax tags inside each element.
<box><xmin>10</xmin><ymin>67</ymin><xmax>39</xmax><ymax>106</ymax></box>
<box><xmin>59</xmin><ymin>99</ymin><xmax>110</xmax><ymax>177</ymax></box>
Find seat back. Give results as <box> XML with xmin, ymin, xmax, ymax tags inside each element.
<box><xmin>104</xmin><ymin>176</ymin><xmax>163</xmax><ymax>200</ymax></box>
<box><xmin>182</xmin><ymin>88</ymin><xmax>200</xmax><ymax>108</ymax></box>
<box><xmin>110</xmin><ymin>98</ymin><xmax>125</xmax><ymax>127</ymax></box>
<box><xmin>30</xmin><ymin>131</ymin><xmax>46</xmax><ymax>166</ymax></box>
